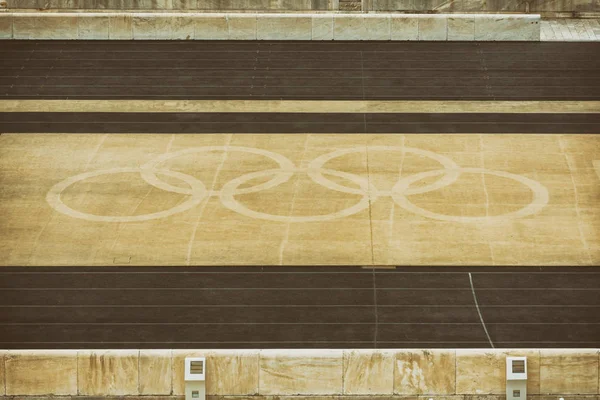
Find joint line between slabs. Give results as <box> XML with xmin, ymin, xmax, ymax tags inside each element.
<box><xmin>469</xmin><ymin>272</ymin><xmax>494</xmax><ymax>348</ymax></box>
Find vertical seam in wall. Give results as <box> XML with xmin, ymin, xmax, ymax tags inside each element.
<box><xmin>76</xmin><ymin>350</ymin><xmax>80</xmax><ymax>396</ymax></box>
<box><xmin>170</xmin><ymin>349</ymin><xmax>174</xmax><ymax>395</ymax></box>
<box><xmin>446</xmin><ymin>16</ymin><xmax>448</xmax><ymax>41</ymax></box>
<box><xmin>454</xmin><ymin>349</ymin><xmax>457</xmax><ymax>394</ymax></box>
<box><xmin>256</xmin><ymin>350</ymin><xmax>260</xmax><ymax>395</ymax></box>
<box><xmin>340</xmin><ymin>350</ymin><xmax>344</xmax><ymax>395</ymax></box>
<box><xmin>2</xmin><ymin>352</ymin><xmax>6</xmax><ymax>396</ymax></box>
<box><xmin>137</xmin><ymin>350</ymin><xmax>141</xmax><ymax>395</ymax></box>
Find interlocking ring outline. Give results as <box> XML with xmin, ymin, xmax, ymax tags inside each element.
<box><xmin>46</xmin><ymin>145</ymin><xmax>550</xmax><ymax>223</ymax></box>
<box><xmin>46</xmin><ymin>167</ymin><xmax>207</xmax><ymax>223</ymax></box>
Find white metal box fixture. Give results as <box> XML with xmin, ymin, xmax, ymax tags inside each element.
<box><xmin>506</xmin><ymin>356</ymin><xmax>527</xmax><ymax>400</ymax></box>
<box><xmin>185</xmin><ymin>357</ymin><xmax>206</xmax><ymax>400</ymax></box>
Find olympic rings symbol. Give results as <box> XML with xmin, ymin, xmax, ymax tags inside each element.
<box><xmin>46</xmin><ymin>145</ymin><xmax>550</xmax><ymax>223</ymax></box>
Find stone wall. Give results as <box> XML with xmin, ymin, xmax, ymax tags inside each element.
<box><xmin>1</xmin><ymin>349</ymin><xmax>599</xmax><ymax>396</ymax></box>
<box><xmin>0</xmin><ymin>13</ymin><xmax>542</xmax><ymax>40</ymax></box>
<box><xmin>3</xmin><ymin>0</ymin><xmax>599</xmax><ymax>12</ymax></box>
<box><xmin>370</xmin><ymin>0</ymin><xmax>600</xmax><ymax>14</ymax></box>
<box><xmin>4</xmin><ymin>0</ymin><xmax>333</xmax><ymax>10</ymax></box>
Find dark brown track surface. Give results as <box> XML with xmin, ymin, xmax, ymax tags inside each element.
<box><xmin>1</xmin><ymin>40</ymin><xmax>599</xmax><ymax>350</ymax></box>
<box><xmin>1</xmin><ymin>40</ymin><xmax>600</xmax><ymax>100</ymax></box>
<box><xmin>2</xmin><ymin>112</ymin><xmax>600</xmax><ymax>133</ymax></box>
<box><xmin>0</xmin><ymin>267</ymin><xmax>599</xmax><ymax>349</ymax></box>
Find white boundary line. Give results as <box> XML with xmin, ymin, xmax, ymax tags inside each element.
<box><xmin>469</xmin><ymin>272</ymin><xmax>495</xmax><ymax>348</ymax></box>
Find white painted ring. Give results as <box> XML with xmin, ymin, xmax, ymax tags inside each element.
<box><xmin>219</xmin><ymin>168</ymin><xmax>371</xmax><ymax>223</ymax></box>
<box><xmin>140</xmin><ymin>146</ymin><xmax>296</xmax><ymax>196</ymax></box>
<box><xmin>307</xmin><ymin>146</ymin><xmax>461</xmax><ymax>197</ymax></box>
<box><xmin>46</xmin><ymin>167</ymin><xmax>207</xmax><ymax>222</ymax></box>
<box><xmin>392</xmin><ymin>167</ymin><xmax>550</xmax><ymax>223</ymax></box>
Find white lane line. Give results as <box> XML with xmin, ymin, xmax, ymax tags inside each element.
<box><xmin>469</xmin><ymin>272</ymin><xmax>494</xmax><ymax>348</ymax></box>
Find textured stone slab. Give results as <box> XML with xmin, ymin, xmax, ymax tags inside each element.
<box><xmin>0</xmin><ymin>14</ymin><xmax>12</xmax><ymax>39</ymax></box>
<box><xmin>132</xmin><ymin>14</ymin><xmax>158</xmax><ymax>39</ymax></box>
<box><xmin>13</xmin><ymin>14</ymin><xmax>78</xmax><ymax>40</ymax></box>
<box><xmin>109</xmin><ymin>14</ymin><xmax>133</xmax><ymax>39</ymax></box>
<box><xmin>260</xmin><ymin>350</ymin><xmax>344</xmax><ymax>395</ymax></box>
<box><xmin>172</xmin><ymin>350</ymin><xmax>259</xmax><ymax>395</ymax></box>
<box><xmin>391</xmin><ymin>15</ymin><xmax>418</xmax><ymax>40</ymax></box>
<box><xmin>139</xmin><ymin>350</ymin><xmax>172</xmax><ymax>395</ymax></box>
<box><xmin>333</xmin><ymin>14</ymin><xmax>391</xmax><ymax>40</ymax></box>
<box><xmin>5</xmin><ymin>351</ymin><xmax>77</xmax><ymax>395</ymax></box>
<box><xmin>157</xmin><ymin>15</ymin><xmax>194</xmax><ymax>39</ymax></box>
<box><xmin>333</xmin><ymin>15</ymin><xmax>365</xmax><ymax>40</ymax></box>
<box><xmin>6</xmin><ymin>13</ymin><xmax>542</xmax><ymax>41</ymax></box>
<box><xmin>540</xmin><ymin>349</ymin><xmax>599</xmax><ymax>394</ymax></box>
<box><xmin>418</xmin><ymin>15</ymin><xmax>447</xmax><ymax>40</ymax></box>
<box><xmin>343</xmin><ymin>350</ymin><xmax>394</xmax><ymax>394</ymax></box>
<box><xmin>78</xmin><ymin>350</ymin><xmax>139</xmax><ymax>395</ymax></box>
<box><xmin>257</xmin><ymin>15</ymin><xmax>312</xmax><ymax>40</ymax></box>
<box><xmin>474</xmin><ymin>15</ymin><xmax>540</xmax><ymax>41</ymax></box>
<box><xmin>312</xmin><ymin>14</ymin><xmax>333</xmax><ymax>40</ymax></box>
<box><xmin>228</xmin><ymin>14</ymin><xmax>257</xmax><ymax>40</ymax></box>
<box><xmin>456</xmin><ymin>350</ymin><xmax>541</xmax><ymax>394</ymax></box>
<box><xmin>0</xmin><ymin>351</ymin><xmax>6</xmax><ymax>395</ymax></box>
<box><xmin>363</xmin><ymin>15</ymin><xmax>391</xmax><ymax>40</ymax></box>
<box><xmin>394</xmin><ymin>350</ymin><xmax>456</xmax><ymax>395</ymax></box>
<box><xmin>448</xmin><ymin>15</ymin><xmax>475</xmax><ymax>40</ymax></box>
<box><xmin>78</xmin><ymin>14</ymin><xmax>109</xmax><ymax>39</ymax></box>
<box><xmin>194</xmin><ymin>14</ymin><xmax>228</xmax><ymax>40</ymax></box>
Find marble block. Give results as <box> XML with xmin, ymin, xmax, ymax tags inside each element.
<box><xmin>195</xmin><ymin>14</ymin><xmax>229</xmax><ymax>40</ymax></box>
<box><xmin>156</xmin><ymin>15</ymin><xmax>194</xmax><ymax>39</ymax></box>
<box><xmin>132</xmin><ymin>14</ymin><xmax>157</xmax><ymax>39</ymax></box>
<box><xmin>448</xmin><ymin>16</ymin><xmax>474</xmax><ymax>40</ymax></box>
<box><xmin>13</xmin><ymin>14</ymin><xmax>78</xmax><ymax>40</ymax></box>
<box><xmin>343</xmin><ymin>350</ymin><xmax>394</xmax><ymax>394</ymax></box>
<box><xmin>0</xmin><ymin>14</ymin><xmax>12</xmax><ymax>39</ymax></box>
<box><xmin>456</xmin><ymin>350</ymin><xmax>541</xmax><ymax>394</ymax></box>
<box><xmin>5</xmin><ymin>351</ymin><xmax>77</xmax><ymax>395</ymax></box>
<box><xmin>333</xmin><ymin>15</ymin><xmax>365</xmax><ymax>40</ymax></box>
<box><xmin>259</xmin><ymin>350</ymin><xmax>344</xmax><ymax>395</ymax></box>
<box><xmin>78</xmin><ymin>15</ymin><xmax>110</xmax><ymax>39</ymax></box>
<box><xmin>394</xmin><ymin>350</ymin><xmax>455</xmax><ymax>395</ymax></box>
<box><xmin>540</xmin><ymin>349</ymin><xmax>599</xmax><ymax>394</ymax></box>
<box><xmin>391</xmin><ymin>16</ymin><xmax>418</xmax><ymax>40</ymax></box>
<box><xmin>363</xmin><ymin>15</ymin><xmax>391</xmax><ymax>40</ymax></box>
<box><xmin>109</xmin><ymin>14</ymin><xmax>133</xmax><ymax>39</ymax></box>
<box><xmin>257</xmin><ymin>15</ymin><xmax>312</xmax><ymax>40</ymax></box>
<box><xmin>172</xmin><ymin>350</ymin><xmax>259</xmax><ymax>395</ymax></box>
<box><xmin>228</xmin><ymin>14</ymin><xmax>257</xmax><ymax>40</ymax></box>
<box><xmin>139</xmin><ymin>350</ymin><xmax>172</xmax><ymax>395</ymax></box>
<box><xmin>312</xmin><ymin>15</ymin><xmax>333</xmax><ymax>40</ymax></box>
<box><xmin>77</xmin><ymin>350</ymin><xmax>139</xmax><ymax>395</ymax></box>
<box><xmin>474</xmin><ymin>15</ymin><xmax>540</xmax><ymax>41</ymax></box>
<box><xmin>418</xmin><ymin>15</ymin><xmax>447</xmax><ymax>40</ymax></box>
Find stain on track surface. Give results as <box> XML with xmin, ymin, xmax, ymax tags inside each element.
<box><xmin>0</xmin><ymin>267</ymin><xmax>598</xmax><ymax>349</ymax></box>
<box><xmin>1</xmin><ymin>41</ymin><xmax>600</xmax><ymax>100</ymax></box>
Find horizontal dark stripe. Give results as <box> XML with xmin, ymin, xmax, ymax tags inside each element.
<box><xmin>472</xmin><ymin>273</ymin><xmax>600</xmax><ymax>289</ymax></box>
<box><xmin>2</xmin><ymin>40</ymin><xmax>599</xmax><ymax>100</ymax></box>
<box><xmin>1</xmin><ymin>267</ymin><xmax>598</xmax><ymax>348</ymax></box>
<box><xmin>0</xmin><ymin>324</ymin><xmax>376</xmax><ymax>343</ymax></box>
<box><xmin>3</xmin><ymin>77</ymin><xmax>600</xmax><ymax>87</ymax></box>
<box><xmin>2</xmin><ymin>112</ymin><xmax>599</xmax><ymax>133</ymax></box>
<box><xmin>0</xmin><ymin>288</ymin><xmax>376</xmax><ymax>306</ymax></box>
